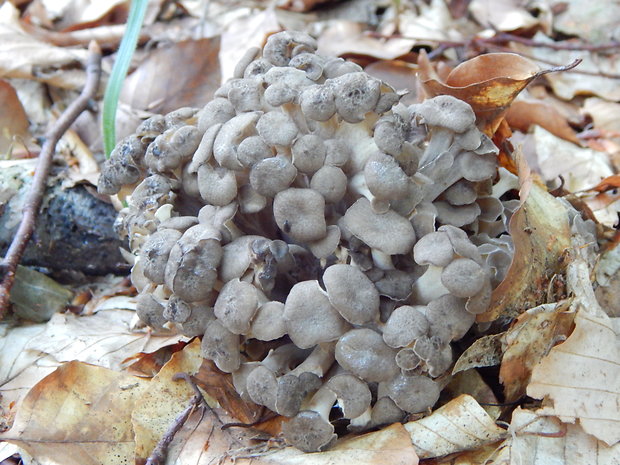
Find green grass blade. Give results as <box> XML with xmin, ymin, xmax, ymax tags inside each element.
<box><xmin>102</xmin><ymin>0</ymin><xmax>148</xmax><ymax>158</ymax></box>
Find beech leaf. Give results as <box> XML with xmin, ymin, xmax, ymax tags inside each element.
<box><xmin>404</xmin><ymin>394</ymin><xmax>506</xmax><ymax>459</ymax></box>
<box><xmin>527</xmin><ymin>260</ymin><xmax>620</xmax><ymax>446</ymax></box>
<box><xmin>0</xmin><ymin>361</ymin><xmax>149</xmax><ymax>465</ymax></box>
<box><xmin>418</xmin><ymin>50</ymin><xmax>579</xmax><ymax>136</ymax></box>
<box><xmin>476</xmin><ymin>156</ymin><xmax>572</xmax><ymax>323</ymax></box>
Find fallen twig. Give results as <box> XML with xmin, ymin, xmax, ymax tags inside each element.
<box><xmin>145</xmin><ymin>373</ymin><xmax>207</xmax><ymax>465</ymax></box>
<box><xmin>0</xmin><ymin>41</ymin><xmax>102</xmax><ymax>319</ymax></box>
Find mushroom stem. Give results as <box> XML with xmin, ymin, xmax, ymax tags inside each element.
<box><xmin>288</xmin><ymin>342</ymin><xmax>336</xmax><ymax>378</ymax></box>
<box><xmin>410</xmin><ymin>265</ymin><xmax>449</xmax><ymax>305</ymax></box>
<box><xmin>419</xmin><ymin>127</ymin><xmax>453</xmax><ymax>166</ymax></box>
<box><xmin>371</xmin><ymin>249</ymin><xmax>395</xmax><ymax>270</ymax></box>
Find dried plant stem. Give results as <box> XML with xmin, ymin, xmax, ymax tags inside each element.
<box><xmin>145</xmin><ymin>373</ymin><xmax>207</xmax><ymax>465</ymax></box>
<box><xmin>0</xmin><ymin>41</ymin><xmax>102</xmax><ymax>319</ymax></box>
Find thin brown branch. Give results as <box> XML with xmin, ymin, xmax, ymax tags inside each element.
<box><xmin>493</xmin><ymin>32</ymin><xmax>620</xmax><ymax>52</ymax></box>
<box><xmin>0</xmin><ymin>41</ymin><xmax>102</xmax><ymax>320</ymax></box>
<box><xmin>145</xmin><ymin>373</ymin><xmax>207</xmax><ymax>465</ymax></box>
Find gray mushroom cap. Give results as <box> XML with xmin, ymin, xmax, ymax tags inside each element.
<box><xmin>382</xmin><ymin>305</ymin><xmax>429</xmax><ymax>348</ymax></box>
<box><xmin>273</xmin><ymin>188</ymin><xmax>327</xmax><ymax>242</ymax></box>
<box><xmin>416</xmin><ymin>95</ymin><xmax>476</xmax><ymax>133</ymax></box>
<box><xmin>425</xmin><ymin>294</ymin><xmax>474</xmax><ymax>343</ymax></box>
<box><xmin>249</xmin><ymin>301</ymin><xmax>287</xmax><ymax>341</ymax></box>
<box><xmin>371</xmin><ymin>396</ymin><xmax>406</xmax><ymax>426</ymax></box>
<box><xmin>250</xmin><ymin>156</ymin><xmax>297</xmax><ymax>198</ymax></box>
<box><xmin>201</xmin><ymin>319</ymin><xmax>240</xmax><ymax>372</ymax></box>
<box><xmin>342</xmin><ymin>198</ymin><xmax>416</xmax><ymax>255</ymax></box>
<box><xmin>330</xmin><ymin>72</ymin><xmax>381</xmax><ymax>123</ymax></box>
<box><xmin>214</xmin><ymin>278</ymin><xmax>263</xmax><ymax>335</ymax></box>
<box><xmin>310</xmin><ymin>165</ymin><xmax>347</xmax><ymax>204</ymax></box>
<box><xmin>364</xmin><ymin>152</ymin><xmax>410</xmax><ymax>201</ymax></box>
<box><xmin>335</xmin><ymin>328</ymin><xmax>399</xmax><ymax>382</ymax></box>
<box><xmin>140</xmin><ymin>229</ymin><xmax>182</xmax><ymax>284</ymax></box>
<box><xmin>283</xmin><ymin>410</ymin><xmax>336</xmax><ymax>453</ymax></box>
<box><xmin>325</xmin><ymin>374</ymin><xmax>372</xmax><ymax>419</ymax></box>
<box><xmin>382</xmin><ymin>373</ymin><xmax>440</xmax><ymax>413</ymax></box>
<box><xmin>164</xmin><ymin>224</ymin><xmax>222</xmax><ymax>302</ymax></box>
<box><xmin>323</xmin><ymin>264</ymin><xmax>380</xmax><ymax>324</ymax></box>
<box><xmin>441</xmin><ymin>258</ymin><xmax>487</xmax><ymax>298</ymax></box>
<box><xmin>284</xmin><ymin>280</ymin><xmax>349</xmax><ymax>349</ymax></box>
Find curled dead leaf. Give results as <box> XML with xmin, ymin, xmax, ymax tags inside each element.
<box><xmin>527</xmin><ymin>258</ymin><xmax>620</xmax><ymax>446</ymax></box>
<box><xmin>499</xmin><ymin>302</ymin><xmax>575</xmax><ymax>402</ymax></box>
<box><xmin>131</xmin><ymin>339</ymin><xmax>205</xmax><ymax>461</ymax></box>
<box><xmin>452</xmin><ymin>333</ymin><xmax>505</xmax><ymax>374</ymax></box>
<box><xmin>499</xmin><ymin>408</ymin><xmax>620</xmax><ymax>464</ymax></box>
<box><xmin>476</xmin><ymin>154</ymin><xmax>572</xmax><ymax>323</ymax></box>
<box><xmin>418</xmin><ymin>50</ymin><xmax>580</xmax><ymax>136</ymax></box>
<box><xmin>0</xmin><ymin>361</ymin><xmax>149</xmax><ymax>465</ymax></box>
<box><xmin>404</xmin><ymin>394</ymin><xmax>506</xmax><ymax>459</ymax></box>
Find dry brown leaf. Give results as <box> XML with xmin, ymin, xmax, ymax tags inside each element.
<box><xmin>120</xmin><ymin>38</ymin><xmax>221</xmax><ymax>115</ymax></box>
<box><xmin>364</xmin><ymin>60</ymin><xmax>420</xmax><ymax>105</ymax></box>
<box><xmin>477</xmin><ymin>160</ymin><xmax>572</xmax><ymax>322</ymax></box>
<box><xmin>193</xmin><ymin>358</ymin><xmax>263</xmax><ymax>425</ymax></box>
<box><xmin>0</xmin><ymin>3</ymin><xmax>88</xmax><ymax>89</ymax></box>
<box><xmin>452</xmin><ymin>333</ymin><xmax>504</xmax><ymax>374</ymax></box>
<box><xmin>445</xmin><ymin>370</ymin><xmax>502</xmax><ymax>420</ymax></box>
<box><xmin>469</xmin><ymin>0</ymin><xmax>549</xmax><ymax>32</ymax></box>
<box><xmin>219</xmin><ymin>8</ymin><xmax>281</xmax><ymax>83</ymax></box>
<box><xmin>418</xmin><ymin>51</ymin><xmax>570</xmax><ymax>136</ymax></box>
<box><xmin>132</xmin><ymin>338</ymin><xmax>205</xmax><ymax>461</ymax></box>
<box><xmin>0</xmin><ymin>361</ymin><xmax>149</xmax><ymax>465</ymax></box>
<box><xmin>594</xmin><ymin>243</ymin><xmax>620</xmax><ymax>318</ymax></box>
<box><xmin>533</xmin><ymin>126</ymin><xmax>613</xmax><ymax>193</ymax></box>
<box><xmin>553</xmin><ymin>0</ymin><xmax>620</xmax><ymax>45</ymax></box>
<box><xmin>583</xmin><ymin>97</ymin><xmax>620</xmax><ymax>133</ymax></box>
<box><xmin>498</xmin><ymin>408</ymin><xmax>620</xmax><ymax>465</ymax></box>
<box><xmin>28</xmin><ymin>0</ymin><xmax>127</xmax><ymax>31</ymax></box>
<box><xmin>317</xmin><ymin>22</ymin><xmax>416</xmax><ymax>61</ymax></box>
<box><xmin>499</xmin><ymin>302</ymin><xmax>575</xmax><ymax>402</ymax></box>
<box><xmin>162</xmin><ymin>408</ymin><xmax>417</xmax><ymax>465</ymax></box>
<box><xmin>0</xmin><ymin>79</ymin><xmax>30</xmax><ymax>155</ymax></box>
<box><xmin>513</xmin><ymin>32</ymin><xmax>620</xmax><ymax>101</ymax></box>
<box><xmin>404</xmin><ymin>394</ymin><xmax>506</xmax><ymax>459</ymax></box>
<box><xmin>0</xmin><ymin>308</ymin><xmax>183</xmax><ymax>420</ymax></box>
<box><xmin>506</xmin><ymin>100</ymin><xmax>580</xmax><ymax>144</ymax></box>
<box><xmin>527</xmin><ymin>262</ymin><xmax>620</xmax><ymax>445</ymax></box>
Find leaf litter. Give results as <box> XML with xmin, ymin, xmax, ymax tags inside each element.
<box><xmin>1</xmin><ymin>0</ymin><xmax>620</xmax><ymax>464</ymax></box>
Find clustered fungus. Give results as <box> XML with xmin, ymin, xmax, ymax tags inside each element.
<box><xmin>99</xmin><ymin>31</ymin><xmax>518</xmax><ymax>452</ymax></box>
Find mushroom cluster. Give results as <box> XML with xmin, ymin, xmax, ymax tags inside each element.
<box><xmin>99</xmin><ymin>31</ymin><xmax>516</xmax><ymax>452</ymax></box>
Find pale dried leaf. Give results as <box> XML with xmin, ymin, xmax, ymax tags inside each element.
<box><xmin>500</xmin><ymin>408</ymin><xmax>620</xmax><ymax>465</ymax></box>
<box><xmin>0</xmin><ymin>361</ymin><xmax>149</xmax><ymax>465</ymax></box>
<box><xmin>166</xmin><ymin>411</ymin><xmax>417</xmax><ymax>465</ymax></box>
<box><xmin>527</xmin><ymin>258</ymin><xmax>620</xmax><ymax>446</ymax></box>
<box><xmin>500</xmin><ymin>302</ymin><xmax>575</xmax><ymax>402</ymax></box>
<box><xmin>404</xmin><ymin>394</ymin><xmax>507</xmax><ymax>459</ymax></box>
<box><xmin>0</xmin><ymin>3</ymin><xmax>87</xmax><ymax>89</ymax></box>
<box><xmin>317</xmin><ymin>21</ymin><xmax>416</xmax><ymax>60</ymax></box>
<box><xmin>219</xmin><ymin>8</ymin><xmax>281</xmax><ymax>83</ymax></box>
<box><xmin>534</xmin><ymin>125</ymin><xmax>613</xmax><ymax>192</ymax></box>
<box><xmin>469</xmin><ymin>0</ymin><xmax>546</xmax><ymax>32</ymax></box>
<box><xmin>553</xmin><ymin>0</ymin><xmax>620</xmax><ymax>44</ymax></box>
<box><xmin>514</xmin><ymin>32</ymin><xmax>620</xmax><ymax>101</ymax></box>
<box><xmin>583</xmin><ymin>97</ymin><xmax>620</xmax><ymax>133</ymax></box>
<box><xmin>0</xmin><ymin>79</ymin><xmax>30</xmax><ymax>155</ymax></box>
<box><xmin>477</xmin><ymin>168</ymin><xmax>572</xmax><ymax>322</ymax></box>
<box><xmin>120</xmin><ymin>38</ymin><xmax>221</xmax><ymax>115</ymax></box>
<box><xmin>0</xmin><ymin>307</ymin><xmax>184</xmax><ymax>415</ymax></box>
<box><xmin>36</xmin><ymin>0</ymin><xmax>127</xmax><ymax>31</ymax></box>
<box><xmin>132</xmin><ymin>339</ymin><xmax>205</xmax><ymax>461</ymax></box>
<box><xmin>452</xmin><ymin>333</ymin><xmax>504</xmax><ymax>374</ymax></box>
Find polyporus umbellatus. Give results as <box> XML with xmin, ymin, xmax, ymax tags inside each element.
<box><xmin>99</xmin><ymin>31</ymin><xmax>517</xmax><ymax>452</ymax></box>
